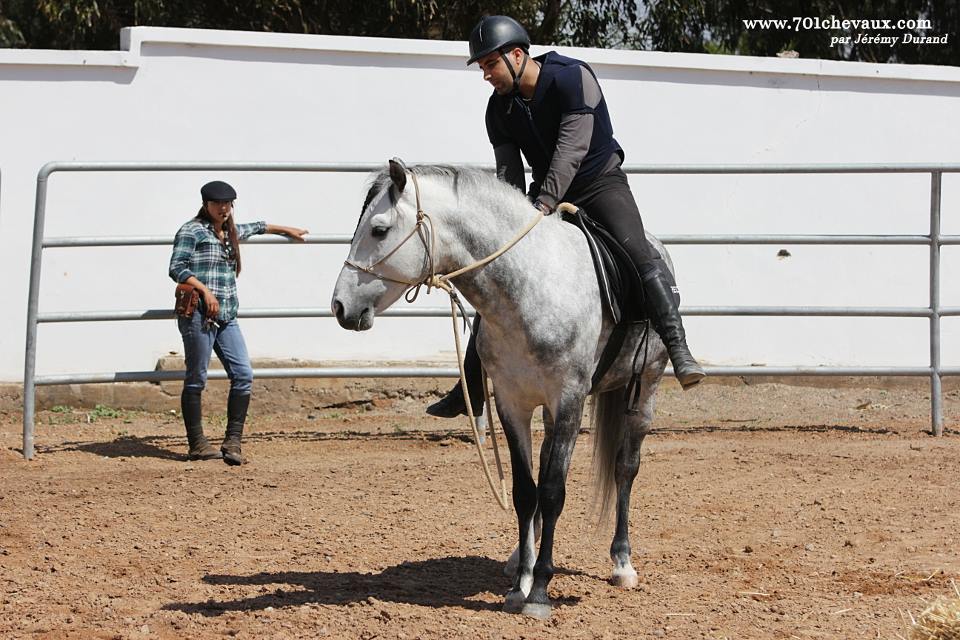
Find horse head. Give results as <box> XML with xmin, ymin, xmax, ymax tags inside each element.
<box><xmin>331</xmin><ymin>158</ymin><xmax>431</xmax><ymax>331</ymax></box>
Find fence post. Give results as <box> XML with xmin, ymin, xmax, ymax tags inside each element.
<box><xmin>23</xmin><ymin>167</ymin><xmax>51</xmax><ymax>460</ymax></box>
<box><xmin>929</xmin><ymin>171</ymin><xmax>943</xmax><ymax>437</ymax></box>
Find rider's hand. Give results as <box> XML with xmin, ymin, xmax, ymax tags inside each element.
<box><xmin>532</xmin><ymin>199</ymin><xmax>552</xmax><ymax>215</ymax></box>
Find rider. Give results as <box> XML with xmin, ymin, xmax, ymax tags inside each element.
<box><xmin>426</xmin><ymin>15</ymin><xmax>705</xmax><ymax>418</ymax></box>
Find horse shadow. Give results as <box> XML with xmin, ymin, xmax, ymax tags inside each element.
<box><xmin>164</xmin><ymin>555</ymin><xmax>580</xmax><ymax>615</ymax></box>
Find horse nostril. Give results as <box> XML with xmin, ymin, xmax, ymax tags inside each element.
<box><xmin>332</xmin><ymin>299</ymin><xmax>344</xmax><ymax>318</ymax></box>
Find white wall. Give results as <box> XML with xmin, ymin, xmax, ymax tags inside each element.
<box><xmin>1</xmin><ymin>27</ymin><xmax>959</xmax><ymax>381</ymax></box>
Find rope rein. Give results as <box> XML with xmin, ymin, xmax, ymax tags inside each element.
<box><xmin>344</xmin><ymin>170</ymin><xmax>545</xmax><ymax>510</ymax></box>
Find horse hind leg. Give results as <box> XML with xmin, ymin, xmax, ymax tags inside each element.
<box><xmin>592</xmin><ymin>383</ymin><xmax>659</xmax><ymax>590</ymax></box>
<box><xmin>610</xmin><ymin>423</ymin><xmax>647</xmax><ymax>589</ymax></box>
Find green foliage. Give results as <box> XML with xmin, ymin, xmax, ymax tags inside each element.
<box><xmin>639</xmin><ymin>0</ymin><xmax>959</xmax><ymax>65</ymax></box>
<box><xmin>0</xmin><ymin>0</ymin><xmax>955</xmax><ymax>65</ymax></box>
<box><xmin>0</xmin><ymin>0</ymin><xmax>639</xmax><ymax>50</ymax></box>
<box><xmin>0</xmin><ymin>15</ymin><xmax>25</xmax><ymax>46</ymax></box>
<box><xmin>88</xmin><ymin>403</ymin><xmax>122</xmax><ymax>420</ymax></box>
<box><xmin>46</xmin><ymin>405</ymin><xmax>78</xmax><ymax>425</ymax></box>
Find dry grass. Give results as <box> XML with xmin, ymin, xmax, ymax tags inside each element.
<box><xmin>909</xmin><ymin>581</ymin><xmax>960</xmax><ymax>640</ymax></box>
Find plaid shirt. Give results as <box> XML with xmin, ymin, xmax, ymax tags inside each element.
<box><xmin>169</xmin><ymin>218</ymin><xmax>266</xmax><ymax>322</ymax></box>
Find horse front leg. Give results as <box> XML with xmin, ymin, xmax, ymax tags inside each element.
<box><xmin>495</xmin><ymin>400</ymin><xmax>538</xmax><ymax>613</ymax></box>
<box><xmin>504</xmin><ymin>405</ymin><xmax>551</xmax><ymax>578</ymax></box>
<box><xmin>521</xmin><ymin>393</ymin><xmax>586</xmax><ymax>619</ymax></box>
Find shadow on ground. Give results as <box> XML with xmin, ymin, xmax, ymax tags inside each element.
<box><xmin>164</xmin><ymin>555</ymin><xmax>581</xmax><ymax>615</ymax></box>
<box><xmin>34</xmin><ymin>429</ymin><xmax>484</xmax><ymax>460</ymax></box>
<box><xmin>42</xmin><ymin>435</ymin><xmax>187</xmax><ymax>461</ymax></box>
<box><xmin>28</xmin><ymin>421</ymin><xmax>928</xmax><ymax>461</ymax></box>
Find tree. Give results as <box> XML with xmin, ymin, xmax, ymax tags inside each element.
<box><xmin>638</xmin><ymin>0</ymin><xmax>959</xmax><ymax>65</ymax></box>
<box><xmin>0</xmin><ymin>1</ymin><xmax>643</xmax><ymax>50</ymax></box>
<box><xmin>0</xmin><ymin>0</ymin><xmax>955</xmax><ymax>66</ymax></box>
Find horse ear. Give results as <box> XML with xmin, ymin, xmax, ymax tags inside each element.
<box><xmin>388</xmin><ymin>158</ymin><xmax>407</xmax><ymax>193</ymax></box>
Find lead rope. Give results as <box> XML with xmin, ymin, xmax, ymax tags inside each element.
<box><xmin>432</xmin><ymin>208</ymin><xmax>542</xmax><ymax>511</ymax></box>
<box><xmin>447</xmin><ymin>292</ymin><xmax>509</xmax><ymax>510</ymax></box>
<box><xmin>414</xmin><ymin>173</ymin><xmax>540</xmax><ymax>510</ymax></box>
<box><xmin>399</xmin><ymin>172</ymin><xmax>508</xmax><ymax>508</ymax></box>
<box><xmin>347</xmin><ymin>170</ymin><xmax>546</xmax><ymax>510</ymax></box>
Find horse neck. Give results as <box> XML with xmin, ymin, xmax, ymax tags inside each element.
<box><xmin>429</xmin><ymin>188</ymin><xmax>546</xmax><ymax>320</ymax></box>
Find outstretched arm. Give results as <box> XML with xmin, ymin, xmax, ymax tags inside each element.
<box><xmin>265</xmin><ymin>224</ymin><xmax>309</xmax><ymax>241</ymax></box>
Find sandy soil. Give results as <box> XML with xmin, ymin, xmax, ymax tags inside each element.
<box><xmin>1</xmin><ymin>381</ymin><xmax>959</xmax><ymax>639</ymax></box>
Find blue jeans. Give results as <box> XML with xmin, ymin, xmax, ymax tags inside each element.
<box><xmin>178</xmin><ymin>313</ymin><xmax>253</xmax><ymax>395</ymax></box>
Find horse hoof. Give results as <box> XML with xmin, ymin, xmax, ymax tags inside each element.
<box><xmin>610</xmin><ymin>572</ymin><xmax>639</xmax><ymax>589</ymax></box>
<box><xmin>521</xmin><ymin>602</ymin><xmax>552</xmax><ymax>620</ymax></box>
<box><xmin>503</xmin><ymin>590</ymin><xmax>526</xmax><ymax>614</ymax></box>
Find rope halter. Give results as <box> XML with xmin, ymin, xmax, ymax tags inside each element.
<box><xmin>343</xmin><ymin>169</ymin><xmax>544</xmax><ymax>302</ymax></box>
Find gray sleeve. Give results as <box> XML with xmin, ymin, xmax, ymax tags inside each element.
<box><xmin>536</xmin><ymin>112</ymin><xmax>594</xmax><ymax>210</ymax></box>
<box><xmin>536</xmin><ymin>66</ymin><xmax>604</xmax><ymax>209</ymax></box>
<box><xmin>580</xmin><ymin>66</ymin><xmax>603</xmax><ymax>110</ymax></box>
<box><xmin>493</xmin><ymin>143</ymin><xmax>525</xmax><ymax>193</ymax></box>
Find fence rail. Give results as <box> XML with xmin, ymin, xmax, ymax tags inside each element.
<box><xmin>22</xmin><ymin>161</ymin><xmax>960</xmax><ymax>460</ymax></box>
<box><xmin>33</xmin><ymin>305</ymin><xmax>953</xmax><ymax>324</ymax></box>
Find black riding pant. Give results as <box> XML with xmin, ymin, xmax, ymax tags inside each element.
<box><xmin>565</xmin><ymin>167</ymin><xmax>657</xmax><ymax>275</ymax></box>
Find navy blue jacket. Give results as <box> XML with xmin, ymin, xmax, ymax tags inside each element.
<box><xmin>485</xmin><ymin>52</ymin><xmax>623</xmax><ymax>201</ymax></box>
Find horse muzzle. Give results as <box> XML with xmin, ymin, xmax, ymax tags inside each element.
<box><xmin>332</xmin><ymin>298</ymin><xmax>375</xmax><ymax>331</ymax></box>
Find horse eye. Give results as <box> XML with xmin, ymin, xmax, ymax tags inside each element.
<box><xmin>371</xmin><ymin>226</ymin><xmax>389</xmax><ymax>238</ymax></box>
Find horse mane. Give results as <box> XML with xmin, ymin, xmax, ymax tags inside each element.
<box><xmin>360</xmin><ymin>164</ymin><xmax>514</xmax><ymax>217</ymax></box>
<box><xmin>353</xmin><ymin>163</ymin><xmax>532</xmax><ymax>243</ymax></box>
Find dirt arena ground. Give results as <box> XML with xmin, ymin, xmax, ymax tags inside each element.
<box><xmin>1</xmin><ymin>380</ymin><xmax>959</xmax><ymax>639</ymax></box>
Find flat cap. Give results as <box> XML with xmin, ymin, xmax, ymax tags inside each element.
<box><xmin>200</xmin><ymin>180</ymin><xmax>237</xmax><ymax>201</ymax></box>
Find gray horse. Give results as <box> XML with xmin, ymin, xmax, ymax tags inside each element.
<box><xmin>332</xmin><ymin>160</ymin><xmax>671</xmax><ymax>619</ymax></box>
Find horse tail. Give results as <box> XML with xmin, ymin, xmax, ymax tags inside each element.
<box><xmin>590</xmin><ymin>389</ymin><xmax>626</xmax><ymax>525</ymax></box>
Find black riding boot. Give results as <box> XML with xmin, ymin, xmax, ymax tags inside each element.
<box><xmin>642</xmin><ymin>268</ymin><xmax>706</xmax><ymax>390</ymax></box>
<box><xmin>221</xmin><ymin>391</ymin><xmax>250</xmax><ymax>466</ymax></box>
<box><xmin>426</xmin><ymin>321</ymin><xmax>485</xmax><ymax>418</ymax></box>
<box><xmin>182</xmin><ymin>389</ymin><xmax>221</xmax><ymax>460</ymax></box>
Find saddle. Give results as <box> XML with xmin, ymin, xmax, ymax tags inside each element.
<box><xmin>560</xmin><ymin>204</ymin><xmax>654</xmax><ymax>414</ymax></box>
<box><xmin>560</xmin><ymin>205</ymin><xmax>644</xmax><ymax>326</ymax></box>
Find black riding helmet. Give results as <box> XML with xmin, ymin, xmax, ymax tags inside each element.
<box><xmin>467</xmin><ymin>16</ymin><xmax>532</xmax><ymax>98</ymax></box>
<box><xmin>467</xmin><ymin>15</ymin><xmax>530</xmax><ymax>65</ymax></box>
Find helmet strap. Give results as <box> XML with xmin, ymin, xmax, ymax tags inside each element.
<box><xmin>499</xmin><ymin>48</ymin><xmax>529</xmax><ymax>96</ymax></box>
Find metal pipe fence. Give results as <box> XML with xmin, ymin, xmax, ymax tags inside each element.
<box><xmin>22</xmin><ymin>161</ymin><xmax>960</xmax><ymax>459</ymax></box>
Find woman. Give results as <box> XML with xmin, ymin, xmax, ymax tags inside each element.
<box><xmin>168</xmin><ymin>180</ymin><xmax>308</xmax><ymax>465</ymax></box>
